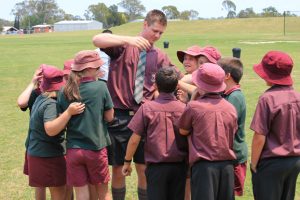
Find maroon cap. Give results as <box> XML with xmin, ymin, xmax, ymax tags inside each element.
<box><xmin>72</xmin><ymin>50</ymin><xmax>104</xmax><ymax>72</ymax></box>
<box><xmin>198</xmin><ymin>46</ymin><xmax>221</xmax><ymax>64</ymax></box>
<box><xmin>177</xmin><ymin>45</ymin><xmax>202</xmax><ymax>63</ymax></box>
<box><xmin>40</xmin><ymin>64</ymin><xmax>65</xmax><ymax>92</ymax></box>
<box><xmin>253</xmin><ymin>51</ymin><xmax>293</xmax><ymax>85</ymax></box>
<box><xmin>63</xmin><ymin>59</ymin><xmax>74</xmax><ymax>75</ymax></box>
<box><xmin>192</xmin><ymin>63</ymin><xmax>226</xmax><ymax>93</ymax></box>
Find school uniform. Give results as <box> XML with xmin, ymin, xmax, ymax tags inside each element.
<box><xmin>223</xmin><ymin>85</ymin><xmax>248</xmax><ymax>196</ymax></box>
<box><xmin>102</xmin><ymin>45</ymin><xmax>182</xmax><ymax>165</ymax></box>
<box><xmin>250</xmin><ymin>85</ymin><xmax>300</xmax><ymax>200</ymax></box>
<box><xmin>128</xmin><ymin>93</ymin><xmax>188</xmax><ymax>200</ymax></box>
<box><xmin>57</xmin><ymin>78</ymin><xmax>114</xmax><ymax>186</ymax></box>
<box><xmin>27</xmin><ymin>95</ymin><xmax>66</xmax><ymax>187</ymax></box>
<box><xmin>178</xmin><ymin>94</ymin><xmax>238</xmax><ymax>200</ymax></box>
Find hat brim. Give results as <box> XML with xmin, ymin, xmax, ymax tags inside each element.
<box><xmin>253</xmin><ymin>63</ymin><xmax>293</xmax><ymax>85</ymax></box>
<box><xmin>192</xmin><ymin>70</ymin><xmax>226</xmax><ymax>93</ymax></box>
<box><xmin>177</xmin><ymin>50</ymin><xmax>200</xmax><ymax>63</ymax></box>
<box><xmin>72</xmin><ymin>59</ymin><xmax>104</xmax><ymax>72</ymax></box>
<box><xmin>41</xmin><ymin>80</ymin><xmax>65</xmax><ymax>92</ymax></box>
<box><xmin>198</xmin><ymin>52</ymin><xmax>217</xmax><ymax>64</ymax></box>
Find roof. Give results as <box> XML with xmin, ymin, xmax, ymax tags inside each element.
<box><xmin>3</xmin><ymin>26</ymin><xmax>18</xmax><ymax>32</ymax></box>
<box><xmin>32</xmin><ymin>24</ymin><xmax>52</xmax><ymax>28</ymax></box>
<box><xmin>54</xmin><ymin>20</ymin><xmax>102</xmax><ymax>25</ymax></box>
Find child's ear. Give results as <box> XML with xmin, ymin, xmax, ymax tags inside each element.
<box><xmin>225</xmin><ymin>73</ymin><xmax>231</xmax><ymax>80</ymax></box>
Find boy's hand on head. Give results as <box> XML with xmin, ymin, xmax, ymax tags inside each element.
<box><xmin>176</xmin><ymin>89</ymin><xmax>189</xmax><ymax>103</ymax></box>
<box><xmin>127</xmin><ymin>36</ymin><xmax>151</xmax><ymax>51</ymax></box>
<box><xmin>67</xmin><ymin>102</ymin><xmax>85</xmax><ymax>116</ymax></box>
<box><xmin>122</xmin><ymin>163</ymin><xmax>132</xmax><ymax>176</ymax></box>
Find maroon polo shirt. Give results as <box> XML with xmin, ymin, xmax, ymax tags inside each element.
<box><xmin>250</xmin><ymin>85</ymin><xmax>300</xmax><ymax>159</ymax></box>
<box><xmin>127</xmin><ymin>93</ymin><xmax>187</xmax><ymax>164</ymax></box>
<box><xmin>178</xmin><ymin>94</ymin><xmax>238</xmax><ymax>165</ymax></box>
<box><xmin>103</xmin><ymin>45</ymin><xmax>182</xmax><ymax>111</ymax></box>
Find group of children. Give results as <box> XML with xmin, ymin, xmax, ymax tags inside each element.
<box><xmin>17</xmin><ymin>42</ymin><xmax>300</xmax><ymax>200</ymax></box>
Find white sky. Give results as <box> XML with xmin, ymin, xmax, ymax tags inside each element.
<box><xmin>1</xmin><ymin>0</ymin><xmax>300</xmax><ymax>21</ymax></box>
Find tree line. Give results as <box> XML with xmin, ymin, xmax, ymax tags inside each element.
<box><xmin>0</xmin><ymin>0</ymin><xmax>297</xmax><ymax>32</ymax></box>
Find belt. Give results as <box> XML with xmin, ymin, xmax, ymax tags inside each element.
<box><xmin>115</xmin><ymin>109</ymin><xmax>135</xmax><ymax>116</ymax></box>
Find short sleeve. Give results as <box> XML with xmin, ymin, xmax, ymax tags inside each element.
<box><xmin>128</xmin><ymin>105</ymin><xmax>146</xmax><ymax>136</ymax></box>
<box><xmin>178</xmin><ymin>103</ymin><xmax>194</xmax><ymax>131</ymax></box>
<box><xmin>250</xmin><ymin>97</ymin><xmax>270</xmax><ymax>136</ymax></box>
<box><xmin>43</xmin><ymin>100</ymin><xmax>58</xmax><ymax>123</ymax></box>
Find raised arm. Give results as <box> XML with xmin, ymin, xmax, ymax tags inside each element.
<box><xmin>92</xmin><ymin>33</ymin><xmax>151</xmax><ymax>51</ymax></box>
<box><xmin>17</xmin><ymin>68</ymin><xmax>42</xmax><ymax>108</ymax></box>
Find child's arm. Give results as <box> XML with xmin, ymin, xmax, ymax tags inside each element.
<box><xmin>179</xmin><ymin>129</ymin><xmax>190</xmax><ymax>136</ymax></box>
<box><xmin>104</xmin><ymin>108</ymin><xmax>114</xmax><ymax>122</ymax></box>
<box><xmin>122</xmin><ymin>133</ymin><xmax>141</xmax><ymax>176</ymax></box>
<box><xmin>250</xmin><ymin>132</ymin><xmax>266</xmax><ymax>173</ymax></box>
<box><xmin>44</xmin><ymin>102</ymin><xmax>85</xmax><ymax>136</ymax></box>
<box><xmin>17</xmin><ymin>68</ymin><xmax>42</xmax><ymax>108</ymax></box>
<box><xmin>178</xmin><ymin>80</ymin><xmax>197</xmax><ymax>95</ymax></box>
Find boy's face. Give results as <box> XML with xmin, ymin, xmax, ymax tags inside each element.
<box><xmin>183</xmin><ymin>54</ymin><xmax>198</xmax><ymax>74</ymax></box>
<box><xmin>142</xmin><ymin>21</ymin><xmax>166</xmax><ymax>45</ymax></box>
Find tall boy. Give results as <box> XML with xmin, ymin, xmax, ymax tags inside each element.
<box><xmin>178</xmin><ymin>63</ymin><xmax>237</xmax><ymax>200</ymax></box>
<box><xmin>250</xmin><ymin>51</ymin><xmax>300</xmax><ymax>200</ymax></box>
<box><xmin>218</xmin><ymin>57</ymin><xmax>247</xmax><ymax>196</ymax></box>
<box><xmin>122</xmin><ymin>67</ymin><xmax>188</xmax><ymax>200</ymax></box>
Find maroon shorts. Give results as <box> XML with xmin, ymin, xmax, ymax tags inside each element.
<box><xmin>66</xmin><ymin>148</ymin><xmax>110</xmax><ymax>187</ymax></box>
<box><xmin>27</xmin><ymin>154</ymin><xmax>66</xmax><ymax>187</ymax></box>
<box><xmin>23</xmin><ymin>151</ymin><xmax>29</xmax><ymax>175</ymax></box>
<box><xmin>234</xmin><ymin>162</ymin><xmax>247</xmax><ymax>196</ymax></box>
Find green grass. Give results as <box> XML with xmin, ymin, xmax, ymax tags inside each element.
<box><xmin>1</xmin><ymin>17</ymin><xmax>300</xmax><ymax>199</ymax></box>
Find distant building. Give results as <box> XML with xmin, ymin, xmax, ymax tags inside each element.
<box><xmin>2</xmin><ymin>26</ymin><xmax>19</xmax><ymax>35</ymax></box>
<box><xmin>53</xmin><ymin>20</ymin><xmax>103</xmax><ymax>32</ymax></box>
<box><xmin>32</xmin><ymin>24</ymin><xmax>53</xmax><ymax>33</ymax></box>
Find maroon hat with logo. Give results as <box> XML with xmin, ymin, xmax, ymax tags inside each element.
<box><xmin>177</xmin><ymin>45</ymin><xmax>202</xmax><ymax>63</ymax></box>
<box><xmin>253</xmin><ymin>51</ymin><xmax>293</xmax><ymax>85</ymax></box>
<box><xmin>72</xmin><ymin>50</ymin><xmax>104</xmax><ymax>72</ymax></box>
<box><xmin>198</xmin><ymin>46</ymin><xmax>221</xmax><ymax>64</ymax></box>
<box><xmin>63</xmin><ymin>59</ymin><xmax>74</xmax><ymax>75</ymax></box>
<box><xmin>192</xmin><ymin>63</ymin><xmax>226</xmax><ymax>93</ymax></box>
<box><xmin>40</xmin><ymin>64</ymin><xmax>65</xmax><ymax>92</ymax></box>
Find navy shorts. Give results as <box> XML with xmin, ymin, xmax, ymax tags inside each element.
<box><xmin>107</xmin><ymin>109</ymin><xmax>145</xmax><ymax>166</ymax></box>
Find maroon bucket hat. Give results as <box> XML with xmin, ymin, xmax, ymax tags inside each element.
<box><xmin>72</xmin><ymin>50</ymin><xmax>104</xmax><ymax>72</ymax></box>
<box><xmin>198</xmin><ymin>46</ymin><xmax>222</xmax><ymax>64</ymax></box>
<box><xmin>253</xmin><ymin>51</ymin><xmax>293</xmax><ymax>85</ymax></box>
<box><xmin>177</xmin><ymin>45</ymin><xmax>202</xmax><ymax>63</ymax></box>
<box><xmin>40</xmin><ymin>64</ymin><xmax>65</xmax><ymax>92</ymax></box>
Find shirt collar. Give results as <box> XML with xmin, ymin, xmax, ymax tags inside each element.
<box><xmin>157</xmin><ymin>92</ymin><xmax>177</xmax><ymax>100</ymax></box>
<box><xmin>223</xmin><ymin>84</ymin><xmax>241</xmax><ymax>96</ymax></box>
<box><xmin>80</xmin><ymin>77</ymin><xmax>96</xmax><ymax>83</ymax></box>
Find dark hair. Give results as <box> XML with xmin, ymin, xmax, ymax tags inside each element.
<box><xmin>155</xmin><ymin>67</ymin><xmax>178</xmax><ymax>93</ymax></box>
<box><xmin>145</xmin><ymin>9</ymin><xmax>167</xmax><ymax>27</ymax></box>
<box><xmin>102</xmin><ymin>29</ymin><xmax>112</xmax><ymax>34</ymax></box>
<box><xmin>218</xmin><ymin>57</ymin><xmax>243</xmax><ymax>83</ymax></box>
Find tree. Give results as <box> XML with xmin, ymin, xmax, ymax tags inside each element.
<box><xmin>237</xmin><ymin>7</ymin><xmax>256</xmax><ymax>18</ymax></box>
<box><xmin>85</xmin><ymin>3</ymin><xmax>111</xmax><ymax>28</ymax></box>
<box><xmin>14</xmin><ymin>15</ymin><xmax>20</xmax><ymax>29</ymax></box>
<box><xmin>261</xmin><ymin>6</ymin><xmax>281</xmax><ymax>17</ymax></box>
<box><xmin>179</xmin><ymin>10</ymin><xmax>199</xmax><ymax>20</ymax></box>
<box><xmin>118</xmin><ymin>0</ymin><xmax>145</xmax><ymax>21</ymax></box>
<box><xmin>189</xmin><ymin>10</ymin><xmax>199</xmax><ymax>20</ymax></box>
<box><xmin>162</xmin><ymin>5</ymin><xmax>180</xmax><ymax>19</ymax></box>
<box><xmin>222</xmin><ymin>0</ymin><xmax>236</xmax><ymax>18</ymax></box>
<box><xmin>106</xmin><ymin>5</ymin><xmax>127</xmax><ymax>27</ymax></box>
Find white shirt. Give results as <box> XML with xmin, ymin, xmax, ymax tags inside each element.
<box><xmin>95</xmin><ymin>48</ymin><xmax>110</xmax><ymax>81</ymax></box>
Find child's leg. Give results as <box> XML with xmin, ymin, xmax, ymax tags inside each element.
<box><xmin>35</xmin><ymin>187</ymin><xmax>46</xmax><ymax>200</ymax></box>
<box><xmin>89</xmin><ymin>184</ymin><xmax>98</xmax><ymax>200</ymax></box>
<box><xmin>74</xmin><ymin>185</ymin><xmax>90</xmax><ymax>200</ymax></box>
<box><xmin>65</xmin><ymin>186</ymin><xmax>74</xmax><ymax>200</ymax></box>
<box><xmin>96</xmin><ymin>183</ymin><xmax>111</xmax><ymax>200</ymax></box>
<box><xmin>184</xmin><ymin>179</ymin><xmax>191</xmax><ymax>200</ymax></box>
<box><xmin>217</xmin><ymin>162</ymin><xmax>234</xmax><ymax>200</ymax></box>
<box><xmin>135</xmin><ymin>163</ymin><xmax>147</xmax><ymax>200</ymax></box>
<box><xmin>49</xmin><ymin>185</ymin><xmax>66</xmax><ymax>200</ymax></box>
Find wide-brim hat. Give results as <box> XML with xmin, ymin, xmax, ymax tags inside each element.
<box><xmin>177</xmin><ymin>45</ymin><xmax>202</xmax><ymax>63</ymax></box>
<box><xmin>63</xmin><ymin>59</ymin><xmax>74</xmax><ymax>75</ymax></box>
<box><xmin>72</xmin><ymin>50</ymin><xmax>104</xmax><ymax>72</ymax></box>
<box><xmin>40</xmin><ymin>64</ymin><xmax>65</xmax><ymax>92</ymax></box>
<box><xmin>253</xmin><ymin>51</ymin><xmax>293</xmax><ymax>85</ymax></box>
<box><xmin>198</xmin><ymin>46</ymin><xmax>221</xmax><ymax>64</ymax></box>
<box><xmin>192</xmin><ymin>63</ymin><xmax>226</xmax><ymax>93</ymax></box>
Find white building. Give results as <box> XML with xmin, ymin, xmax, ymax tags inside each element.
<box><xmin>2</xmin><ymin>26</ymin><xmax>19</xmax><ymax>35</ymax></box>
<box><xmin>54</xmin><ymin>20</ymin><xmax>103</xmax><ymax>32</ymax></box>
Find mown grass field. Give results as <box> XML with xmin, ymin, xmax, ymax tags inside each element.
<box><xmin>1</xmin><ymin>17</ymin><xmax>300</xmax><ymax>199</ymax></box>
